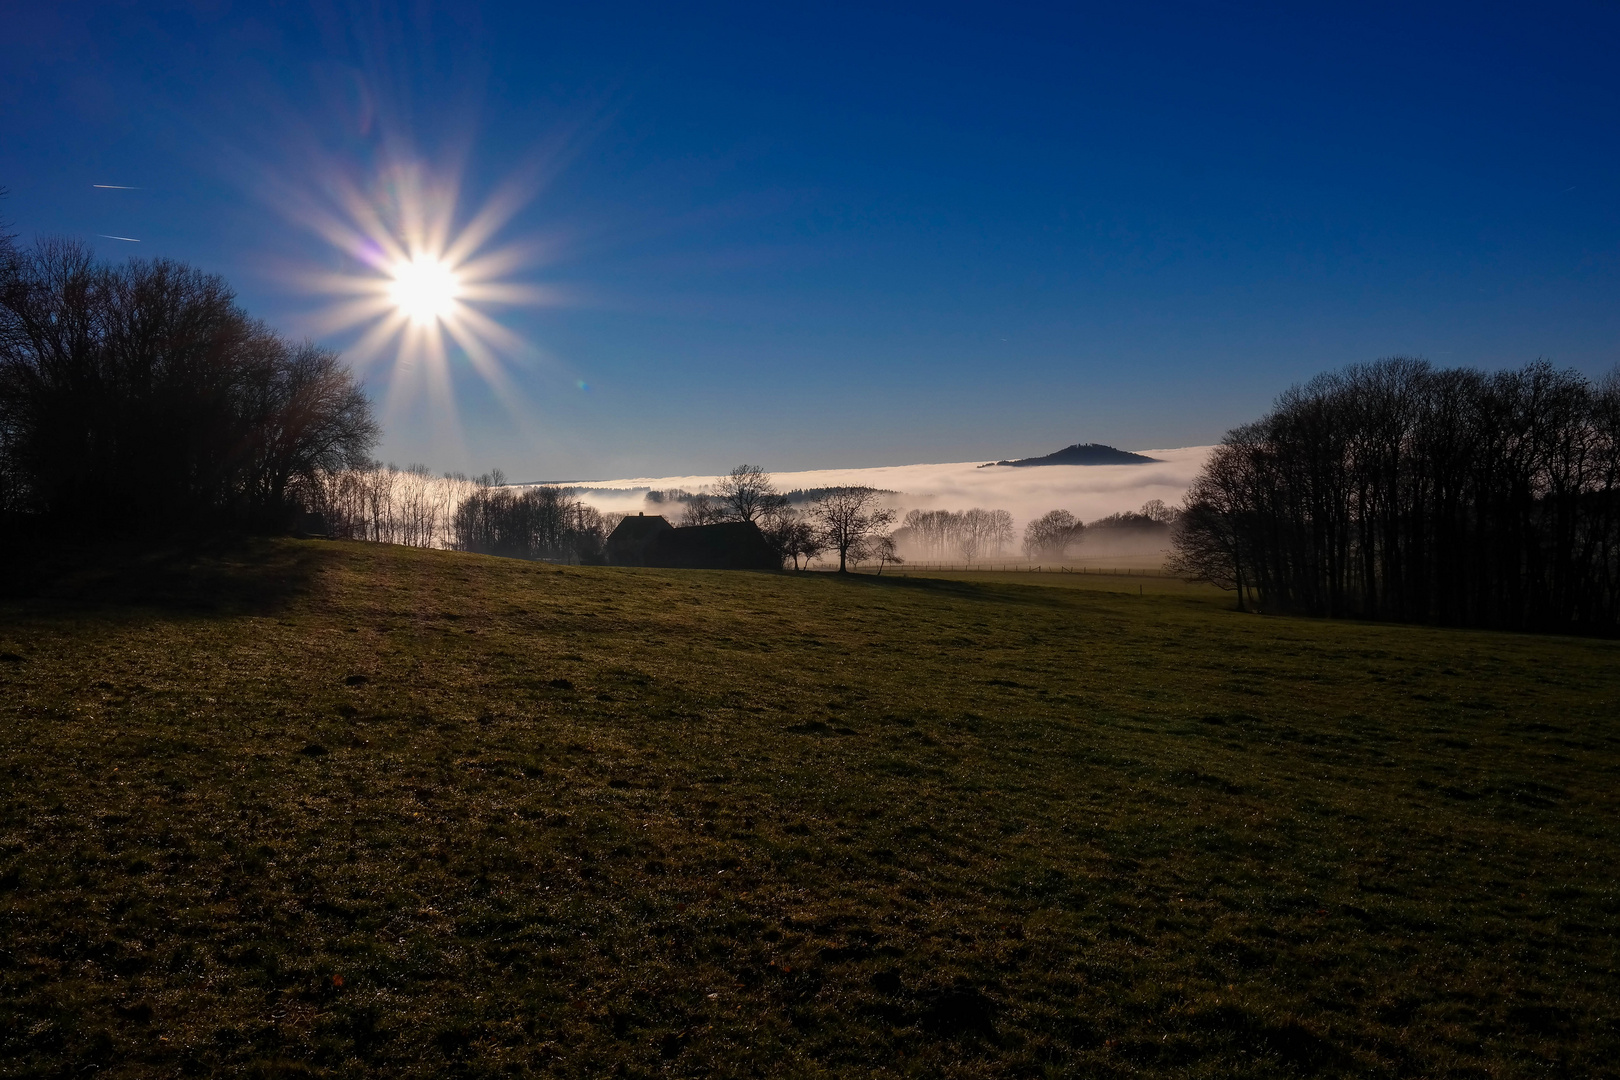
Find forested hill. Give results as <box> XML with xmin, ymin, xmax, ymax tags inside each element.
<box><xmin>983</xmin><ymin>443</ymin><xmax>1161</xmax><ymax>467</ymax></box>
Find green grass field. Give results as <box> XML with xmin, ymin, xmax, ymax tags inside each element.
<box><xmin>1</xmin><ymin>540</ymin><xmax>1616</xmax><ymax>1078</ymax></box>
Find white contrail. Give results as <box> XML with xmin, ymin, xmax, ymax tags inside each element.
<box><xmin>93</xmin><ymin>184</ymin><xmax>140</xmax><ymax>190</ymax></box>
<box><xmin>98</xmin><ymin>235</ymin><xmax>140</xmax><ymax>242</ymax></box>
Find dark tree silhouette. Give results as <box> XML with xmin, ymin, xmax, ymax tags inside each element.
<box><xmin>453</xmin><ymin>484</ymin><xmax>607</xmax><ymax>563</ymax></box>
<box><xmin>0</xmin><ymin>238</ymin><xmax>376</xmax><ymax>533</ymax></box>
<box><xmin>680</xmin><ymin>492</ymin><xmax>725</xmax><ymax>526</ymax></box>
<box><xmin>760</xmin><ymin>502</ymin><xmax>821</xmax><ymax>569</ymax></box>
<box><xmin>714</xmin><ymin>463</ymin><xmax>787</xmax><ymax>523</ymax></box>
<box><xmin>1022</xmin><ymin>509</ymin><xmax>1083</xmax><ymax>559</ymax></box>
<box><xmin>871</xmin><ymin>534</ymin><xmax>904</xmax><ymax>574</ymax></box>
<box><xmin>1173</xmin><ymin>357</ymin><xmax>1620</xmax><ymax>632</ymax></box>
<box><xmin>809</xmin><ymin>486</ymin><xmax>895</xmax><ymax>572</ymax></box>
<box><xmin>250</xmin><ymin>342</ymin><xmax>378</xmax><ymax>512</ymax></box>
<box><xmin>0</xmin><ymin>187</ymin><xmax>13</xmax><ymax>251</ymax></box>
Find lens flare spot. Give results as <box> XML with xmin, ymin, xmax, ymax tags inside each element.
<box><xmin>388</xmin><ymin>256</ymin><xmax>461</xmax><ymax>325</ymax></box>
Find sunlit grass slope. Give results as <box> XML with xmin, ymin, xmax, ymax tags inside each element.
<box><xmin>1</xmin><ymin>541</ymin><xmax>1616</xmax><ymax>1078</ymax></box>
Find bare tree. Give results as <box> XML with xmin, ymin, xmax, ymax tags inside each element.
<box><xmin>680</xmin><ymin>492</ymin><xmax>725</xmax><ymax>526</ymax></box>
<box><xmin>0</xmin><ymin>186</ymin><xmax>13</xmax><ymax>256</ymax></box>
<box><xmin>985</xmin><ymin>509</ymin><xmax>1015</xmax><ymax>556</ymax></box>
<box><xmin>304</xmin><ymin>463</ymin><xmax>477</xmax><ymax>549</ymax></box>
<box><xmin>396</xmin><ymin>465</ymin><xmax>440</xmax><ymax>547</ymax></box>
<box><xmin>257</xmin><ymin>342</ymin><xmax>378</xmax><ymax>511</ymax></box>
<box><xmin>902</xmin><ymin>509</ymin><xmax>958</xmax><ymax>559</ymax></box>
<box><xmin>761</xmin><ymin>502</ymin><xmax>822</xmax><ymax>568</ymax></box>
<box><xmin>953</xmin><ymin>508</ymin><xmax>1013</xmax><ymax>562</ymax></box>
<box><xmin>452</xmin><ymin>483</ymin><xmax>607</xmax><ymax>562</ymax></box>
<box><xmin>1168</xmin><ymin>446</ymin><xmax>1254</xmax><ymax>608</ymax></box>
<box><xmin>0</xmin><ymin>238</ymin><xmax>376</xmax><ymax>531</ymax></box>
<box><xmin>1023</xmin><ymin>509</ymin><xmax>1083</xmax><ymax>559</ymax></box>
<box><xmin>1173</xmin><ymin>357</ymin><xmax>1620</xmax><ymax>631</ymax></box>
<box><xmin>1140</xmin><ymin>499</ymin><xmax>1177</xmax><ymax>524</ymax></box>
<box><xmin>872</xmin><ymin>534</ymin><xmax>904</xmax><ymax>574</ymax></box>
<box><xmin>809</xmin><ymin>486</ymin><xmax>895</xmax><ymax>572</ymax></box>
<box><xmin>714</xmin><ymin>463</ymin><xmax>786</xmax><ymax>522</ymax></box>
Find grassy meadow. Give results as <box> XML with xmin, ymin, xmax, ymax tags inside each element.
<box><xmin>1</xmin><ymin>540</ymin><xmax>1616</xmax><ymax>1078</ymax></box>
<box><xmin>868</xmin><ymin>568</ymin><xmax>1215</xmax><ymax>597</ymax></box>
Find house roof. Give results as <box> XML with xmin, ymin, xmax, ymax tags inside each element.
<box><xmin>604</xmin><ymin>514</ymin><xmax>674</xmax><ymax>566</ymax></box>
<box><xmin>605</xmin><ymin>515</ymin><xmax>780</xmax><ymax>570</ymax></box>
<box><xmin>646</xmin><ymin>520</ymin><xmax>779</xmax><ymax>571</ymax></box>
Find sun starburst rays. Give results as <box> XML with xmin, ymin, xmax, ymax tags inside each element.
<box><xmin>280</xmin><ymin>156</ymin><xmax>556</xmax><ymax>447</ymax></box>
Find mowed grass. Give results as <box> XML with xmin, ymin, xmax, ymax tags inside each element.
<box><xmin>1</xmin><ymin>541</ymin><xmax>1616</xmax><ymax>1079</ymax></box>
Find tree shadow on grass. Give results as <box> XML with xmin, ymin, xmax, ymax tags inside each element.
<box><xmin>811</xmin><ymin>569</ymin><xmax>1079</xmax><ymax>609</ymax></box>
<box><xmin>808</xmin><ymin>568</ymin><xmax>1243</xmax><ymax>615</ymax></box>
<box><xmin>0</xmin><ymin>535</ymin><xmax>333</xmax><ymax>617</ymax></box>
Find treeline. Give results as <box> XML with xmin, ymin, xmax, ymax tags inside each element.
<box><xmin>891</xmin><ymin>502</ymin><xmax>1176</xmax><ymax>562</ymax></box>
<box><xmin>0</xmin><ymin>239</ymin><xmax>376</xmax><ymax>535</ymax></box>
<box><xmin>303</xmin><ymin>464</ymin><xmax>478</xmax><ymax>549</ymax></box>
<box><xmin>898</xmin><ymin>508</ymin><xmax>1015</xmax><ymax>561</ymax></box>
<box><xmin>1018</xmin><ymin>501</ymin><xmax>1177</xmax><ymax>560</ymax></box>
<box><xmin>302</xmin><ymin>464</ymin><xmax>613</xmax><ymax>562</ymax></box>
<box><xmin>451</xmin><ymin>483</ymin><xmax>610</xmax><ymax>562</ymax></box>
<box><xmin>1173</xmin><ymin>358</ymin><xmax>1620</xmax><ymax>632</ymax></box>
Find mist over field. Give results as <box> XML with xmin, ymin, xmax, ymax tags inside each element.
<box><xmin>552</xmin><ymin>446</ymin><xmax>1210</xmax><ymax>535</ymax></box>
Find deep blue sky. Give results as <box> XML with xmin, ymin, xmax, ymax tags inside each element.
<box><xmin>4</xmin><ymin>3</ymin><xmax>1618</xmax><ymax>479</ymax></box>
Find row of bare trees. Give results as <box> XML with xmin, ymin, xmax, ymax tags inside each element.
<box><xmin>898</xmin><ymin>508</ymin><xmax>1016</xmax><ymax>561</ymax></box>
<box><xmin>300</xmin><ymin>464</ymin><xmax>615</xmax><ymax>563</ymax></box>
<box><xmin>894</xmin><ymin>501</ymin><xmax>1176</xmax><ymax>562</ymax></box>
<box><xmin>1171</xmin><ymin>358</ymin><xmax>1620</xmax><ymax>632</ymax></box>
<box><xmin>300</xmin><ymin>464</ymin><xmax>480</xmax><ymax>548</ymax></box>
<box><xmin>0</xmin><ymin>238</ymin><xmax>377</xmax><ymax>534</ymax></box>
<box><xmin>452</xmin><ymin>482</ymin><xmax>610</xmax><ymax>562</ymax></box>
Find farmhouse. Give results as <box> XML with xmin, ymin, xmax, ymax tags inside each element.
<box><xmin>604</xmin><ymin>513</ymin><xmax>674</xmax><ymax>565</ymax></box>
<box><xmin>605</xmin><ymin>514</ymin><xmax>780</xmax><ymax>570</ymax></box>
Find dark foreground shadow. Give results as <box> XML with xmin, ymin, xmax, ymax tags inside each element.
<box><xmin>801</xmin><ymin>568</ymin><xmax>1078</xmax><ymax>609</ymax></box>
<box><xmin>0</xmin><ymin>534</ymin><xmax>332</xmax><ymax>616</ymax></box>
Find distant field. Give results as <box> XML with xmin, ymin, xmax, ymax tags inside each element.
<box><xmin>1</xmin><ymin>541</ymin><xmax>1616</xmax><ymax>1078</ymax></box>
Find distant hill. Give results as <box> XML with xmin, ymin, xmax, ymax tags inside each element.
<box><xmin>981</xmin><ymin>442</ymin><xmax>1161</xmax><ymax>467</ymax></box>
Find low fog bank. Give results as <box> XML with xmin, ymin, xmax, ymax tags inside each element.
<box><xmin>553</xmin><ymin>447</ymin><xmax>1213</xmax><ymax>567</ymax></box>
<box><xmin>1060</xmin><ymin>521</ymin><xmax>1178</xmax><ymax>568</ymax></box>
<box><xmin>558</xmin><ymin>448</ymin><xmax>1210</xmax><ymax>519</ymax></box>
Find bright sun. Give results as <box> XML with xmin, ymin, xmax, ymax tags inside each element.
<box><xmin>287</xmin><ymin>157</ymin><xmax>553</xmax><ymax>430</ymax></box>
<box><xmin>388</xmin><ymin>255</ymin><xmax>462</xmax><ymax>325</ymax></box>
